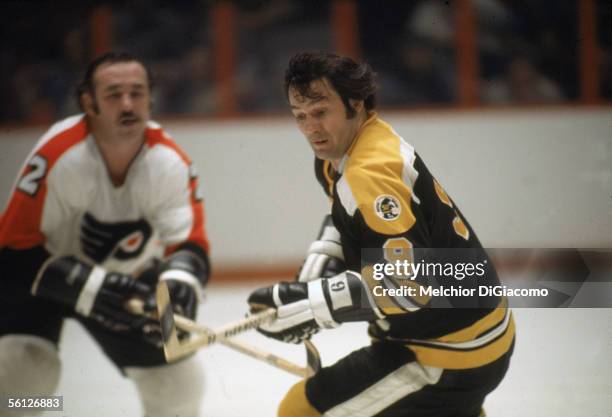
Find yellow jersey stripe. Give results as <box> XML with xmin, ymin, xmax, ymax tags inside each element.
<box><xmin>408</xmin><ymin>313</ymin><xmax>515</xmax><ymax>370</ymax></box>
<box><xmin>435</xmin><ymin>298</ymin><xmax>509</xmax><ymax>343</ymax></box>
<box><xmin>341</xmin><ymin>115</ymin><xmax>418</xmax><ymax>235</ymax></box>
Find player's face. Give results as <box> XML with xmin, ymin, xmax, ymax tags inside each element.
<box><xmin>87</xmin><ymin>61</ymin><xmax>150</xmax><ymax>139</ymax></box>
<box><xmin>289</xmin><ymin>78</ymin><xmax>363</xmax><ymax>164</ymax></box>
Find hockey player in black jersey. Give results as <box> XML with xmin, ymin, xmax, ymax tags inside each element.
<box><xmin>248</xmin><ymin>51</ymin><xmax>514</xmax><ymax>417</ymax></box>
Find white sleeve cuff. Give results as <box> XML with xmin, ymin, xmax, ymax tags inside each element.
<box><xmin>75</xmin><ymin>265</ymin><xmax>107</xmax><ymax>317</ymax></box>
<box><xmin>160</xmin><ymin>269</ymin><xmax>203</xmax><ymax>302</ymax></box>
<box><xmin>308</xmin><ymin>279</ymin><xmax>339</xmax><ymax>329</ymax></box>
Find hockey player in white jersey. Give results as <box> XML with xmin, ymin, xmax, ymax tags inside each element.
<box><xmin>0</xmin><ymin>52</ymin><xmax>210</xmax><ymax>417</ymax></box>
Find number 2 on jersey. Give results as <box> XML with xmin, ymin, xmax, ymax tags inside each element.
<box><xmin>18</xmin><ymin>154</ymin><xmax>47</xmax><ymax>196</ymax></box>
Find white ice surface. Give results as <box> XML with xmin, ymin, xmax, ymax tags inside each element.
<box><xmin>36</xmin><ymin>282</ymin><xmax>612</xmax><ymax>417</ymax></box>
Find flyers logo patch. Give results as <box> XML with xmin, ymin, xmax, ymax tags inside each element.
<box><xmin>374</xmin><ymin>195</ymin><xmax>401</xmax><ymax>221</ymax></box>
<box><xmin>80</xmin><ymin>212</ymin><xmax>152</xmax><ymax>263</ymax></box>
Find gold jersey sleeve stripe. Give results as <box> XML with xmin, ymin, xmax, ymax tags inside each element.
<box><xmin>342</xmin><ymin>117</ymin><xmax>417</xmax><ymax>235</ymax></box>
<box><xmin>361</xmin><ymin>265</ymin><xmax>423</xmax><ymax>315</ymax></box>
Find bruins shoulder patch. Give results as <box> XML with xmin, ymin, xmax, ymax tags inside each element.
<box><xmin>374</xmin><ymin>195</ymin><xmax>401</xmax><ymax>221</ymax></box>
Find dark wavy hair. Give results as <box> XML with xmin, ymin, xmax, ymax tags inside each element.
<box><xmin>284</xmin><ymin>51</ymin><xmax>377</xmax><ymax>118</ymax></box>
<box><xmin>75</xmin><ymin>51</ymin><xmax>154</xmax><ymax>111</ymax></box>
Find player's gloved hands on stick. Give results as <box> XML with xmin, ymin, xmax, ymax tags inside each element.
<box><xmin>248</xmin><ymin>270</ymin><xmax>379</xmax><ymax>344</ymax></box>
<box><xmin>137</xmin><ymin>276</ymin><xmax>199</xmax><ymax>344</ymax></box>
<box><xmin>297</xmin><ymin>215</ymin><xmax>345</xmax><ymax>282</ymax></box>
<box><xmin>248</xmin><ymin>281</ymin><xmax>323</xmax><ymax>343</ymax></box>
<box><xmin>32</xmin><ymin>255</ymin><xmax>156</xmax><ymax>333</ymax></box>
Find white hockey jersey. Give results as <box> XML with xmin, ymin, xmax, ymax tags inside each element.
<box><xmin>0</xmin><ymin>114</ymin><xmax>209</xmax><ymax>274</ymax></box>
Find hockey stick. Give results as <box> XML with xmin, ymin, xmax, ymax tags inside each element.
<box><xmin>155</xmin><ymin>281</ymin><xmax>276</xmax><ymax>359</ymax></box>
<box><xmin>134</xmin><ymin>282</ymin><xmax>321</xmax><ymax>377</ymax></box>
<box><xmin>165</xmin><ymin>302</ymin><xmax>320</xmax><ymax>377</ymax></box>
<box><xmin>303</xmin><ymin>339</ymin><xmax>321</xmax><ymax>377</ymax></box>
<box><xmin>127</xmin><ymin>296</ymin><xmax>313</xmax><ymax>377</ymax></box>
<box><xmin>128</xmin><ymin>297</ymin><xmax>314</xmax><ymax>377</ymax></box>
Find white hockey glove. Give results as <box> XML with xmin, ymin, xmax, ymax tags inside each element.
<box><xmin>32</xmin><ymin>256</ymin><xmax>155</xmax><ymax>334</ymax></box>
<box><xmin>248</xmin><ymin>271</ymin><xmax>382</xmax><ymax>344</ymax></box>
<box><xmin>297</xmin><ymin>215</ymin><xmax>345</xmax><ymax>283</ymax></box>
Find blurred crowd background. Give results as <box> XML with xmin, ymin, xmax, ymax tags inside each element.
<box><xmin>1</xmin><ymin>0</ymin><xmax>611</xmax><ymax>124</ymax></box>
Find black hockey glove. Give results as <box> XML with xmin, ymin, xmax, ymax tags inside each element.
<box><xmin>32</xmin><ymin>256</ymin><xmax>157</xmax><ymax>335</ymax></box>
<box><xmin>296</xmin><ymin>215</ymin><xmax>345</xmax><ymax>282</ymax></box>
<box><xmin>156</xmin><ymin>248</ymin><xmax>210</xmax><ymax>321</ymax></box>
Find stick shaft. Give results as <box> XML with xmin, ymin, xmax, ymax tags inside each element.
<box><xmin>204</xmin><ymin>308</ymin><xmax>277</xmax><ymax>345</ymax></box>
<box><xmin>216</xmin><ymin>337</ymin><xmax>309</xmax><ymax>377</ymax></box>
<box><xmin>127</xmin><ymin>298</ymin><xmax>310</xmax><ymax>377</ymax></box>
<box><xmin>171</xmin><ymin>313</ymin><xmax>309</xmax><ymax>377</ymax></box>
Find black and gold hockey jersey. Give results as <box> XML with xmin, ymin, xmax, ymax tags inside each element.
<box><xmin>315</xmin><ymin>113</ymin><xmax>515</xmax><ymax>370</ymax></box>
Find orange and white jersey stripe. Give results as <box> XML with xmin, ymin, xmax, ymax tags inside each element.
<box><xmin>0</xmin><ymin>114</ymin><xmax>209</xmax><ymax>274</ymax></box>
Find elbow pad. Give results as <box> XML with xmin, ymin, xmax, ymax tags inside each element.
<box><xmin>298</xmin><ymin>215</ymin><xmax>345</xmax><ymax>282</ymax></box>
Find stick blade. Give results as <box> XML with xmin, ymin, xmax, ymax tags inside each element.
<box><xmin>304</xmin><ymin>339</ymin><xmax>322</xmax><ymax>376</ymax></box>
<box><xmin>156</xmin><ymin>281</ymin><xmax>191</xmax><ymax>362</ymax></box>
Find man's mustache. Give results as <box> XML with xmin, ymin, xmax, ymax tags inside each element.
<box><xmin>119</xmin><ymin>112</ymin><xmax>139</xmax><ymax>122</ymax></box>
